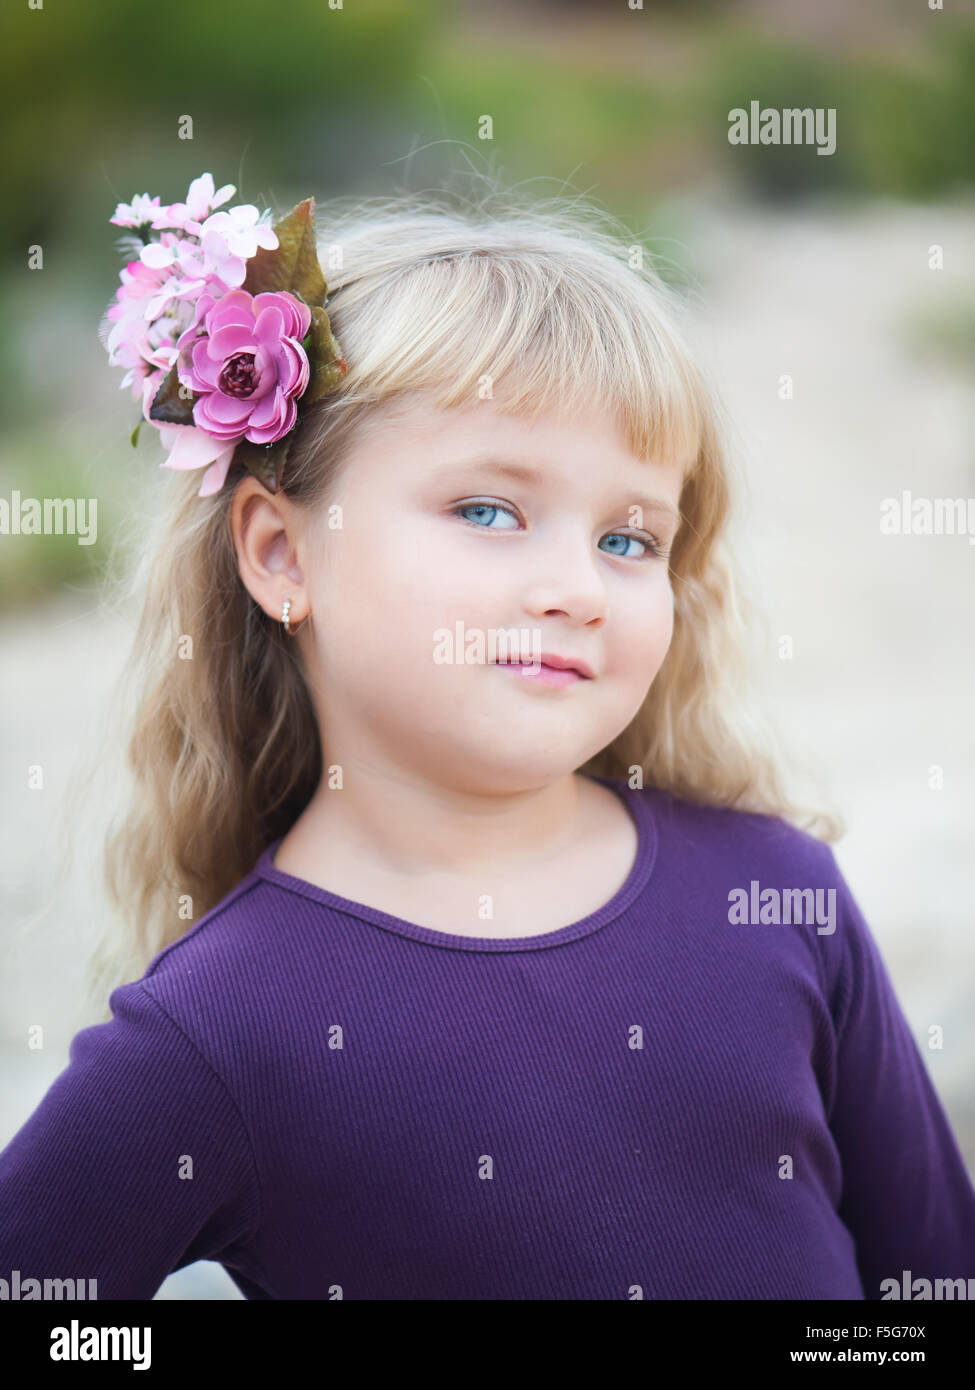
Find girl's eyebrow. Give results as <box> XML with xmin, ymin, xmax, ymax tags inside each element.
<box><xmin>435</xmin><ymin>454</ymin><xmax>682</xmax><ymax>524</ymax></box>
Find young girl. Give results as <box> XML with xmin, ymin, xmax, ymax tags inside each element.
<box><xmin>2</xmin><ymin>172</ymin><xmax>973</xmax><ymax>1302</ymax></box>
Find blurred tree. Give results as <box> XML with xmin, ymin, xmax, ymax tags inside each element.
<box><xmin>0</xmin><ymin>0</ymin><xmax>433</xmax><ymax>260</ymax></box>
<box><xmin>704</xmin><ymin>23</ymin><xmax>975</xmax><ymax>202</ymax></box>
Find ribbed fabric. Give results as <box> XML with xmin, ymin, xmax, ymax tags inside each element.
<box><xmin>2</xmin><ymin>777</ymin><xmax>974</xmax><ymax>1300</ymax></box>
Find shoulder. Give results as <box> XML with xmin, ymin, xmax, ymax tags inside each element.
<box><xmin>634</xmin><ymin>783</ymin><xmax>874</xmax><ymax>1001</ymax></box>
<box><xmin>635</xmin><ymin>781</ymin><xmax>841</xmax><ymax>882</ymax></box>
<box><xmin>111</xmin><ymin>862</ymin><xmax>290</xmax><ymax>1067</ymax></box>
<box><xmin>634</xmin><ymin>783</ymin><xmax>855</xmax><ymax>976</ymax></box>
<box><xmin>142</xmin><ymin>858</ymin><xmax>290</xmax><ymax>985</ymax></box>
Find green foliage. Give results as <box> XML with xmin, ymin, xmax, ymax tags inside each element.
<box><xmin>243</xmin><ymin>199</ymin><xmax>326</xmax><ymax>303</ymax></box>
<box><xmin>900</xmin><ymin>296</ymin><xmax>975</xmax><ymax>366</ymax></box>
<box><xmin>700</xmin><ymin>22</ymin><xmax>975</xmax><ymax>202</ymax></box>
<box><xmin>0</xmin><ymin>0</ymin><xmax>431</xmax><ymax>260</ymax></box>
<box><xmin>148</xmin><ymin>365</ymin><xmax>195</xmax><ymax>427</ymax></box>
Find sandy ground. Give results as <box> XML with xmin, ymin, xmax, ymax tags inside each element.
<box><xmin>2</xmin><ymin>193</ymin><xmax>973</xmax><ymax>1299</ymax></box>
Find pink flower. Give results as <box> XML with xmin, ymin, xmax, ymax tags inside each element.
<box><xmin>176</xmin><ymin>288</ymin><xmax>311</xmax><ymax>445</ymax></box>
<box><xmin>139</xmin><ymin>242</ymin><xmax>228</xmax><ymax>324</ymax></box>
<box><xmin>196</xmin><ymin>206</ymin><xmax>279</xmax><ymax>287</ymax></box>
<box><xmin>139</xmin><ymin>209</ymin><xmax>276</xmax><ymax>292</ymax></box>
<box><xmin>138</xmin><ymin>231</ymin><xmax>209</xmax><ymax>302</ymax></box>
<box><xmin>103</xmin><ymin>260</ymin><xmax>181</xmax><ymax>395</ymax></box>
<box><xmin>141</xmin><ymin>372</ymin><xmax>238</xmax><ymax>498</ymax></box>
<box><xmin>105</xmin><ymin>173</ymin><xmax>323</xmax><ymax>497</ymax></box>
<box><xmin>103</xmin><ymin>259</ymin><xmax>229</xmax><ymax>397</ymax></box>
<box><xmin>154</xmin><ymin>172</ymin><xmax>236</xmax><ymax>236</ymax></box>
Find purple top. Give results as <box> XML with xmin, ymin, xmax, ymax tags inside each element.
<box><xmin>2</xmin><ymin>779</ymin><xmax>974</xmax><ymax>1300</ymax></box>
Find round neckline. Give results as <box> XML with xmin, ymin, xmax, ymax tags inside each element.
<box><xmin>251</xmin><ymin>776</ymin><xmax>658</xmax><ymax>952</ymax></box>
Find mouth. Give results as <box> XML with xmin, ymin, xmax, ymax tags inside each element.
<box><xmin>493</xmin><ymin>653</ymin><xmax>594</xmax><ymax>687</ymax></box>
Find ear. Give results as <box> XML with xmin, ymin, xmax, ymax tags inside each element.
<box><xmin>229</xmin><ymin>476</ymin><xmax>309</xmax><ymax>624</ymax></box>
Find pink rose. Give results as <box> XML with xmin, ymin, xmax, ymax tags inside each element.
<box><xmin>176</xmin><ymin>288</ymin><xmax>311</xmax><ymax>445</ymax></box>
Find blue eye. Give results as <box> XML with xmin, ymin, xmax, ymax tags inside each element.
<box><xmin>451</xmin><ymin>502</ymin><xmax>667</xmax><ymax>560</ymax></box>
<box><xmin>599</xmin><ymin>532</ymin><xmax>664</xmax><ymax>560</ymax></box>
<box><xmin>453</xmin><ymin>501</ymin><xmax>520</xmax><ymax>530</ymax></box>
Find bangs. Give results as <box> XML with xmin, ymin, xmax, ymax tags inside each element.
<box><xmin>325</xmin><ymin>244</ymin><xmax>705</xmax><ymax>479</ymax></box>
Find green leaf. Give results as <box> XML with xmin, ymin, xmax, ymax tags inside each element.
<box><xmin>301</xmin><ymin>304</ymin><xmax>348</xmax><ymax>406</ymax></box>
<box><xmin>130</xmin><ymin>418</ymin><xmax>143</xmax><ymax>448</ymax></box>
<box><xmin>233</xmin><ymin>433</ymin><xmax>295</xmax><ymax>495</ymax></box>
<box><xmin>148</xmin><ymin>365</ymin><xmax>196</xmax><ymax>426</ymax></box>
<box><xmin>242</xmin><ymin>198</ymin><xmax>327</xmax><ymax>307</ymax></box>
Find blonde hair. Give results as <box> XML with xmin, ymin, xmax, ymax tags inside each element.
<box><xmin>67</xmin><ymin>176</ymin><xmax>843</xmax><ymax>1024</ymax></box>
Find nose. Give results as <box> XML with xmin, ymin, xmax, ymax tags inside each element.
<box><xmin>519</xmin><ymin>526</ymin><xmax>609</xmax><ymax>626</ymax></box>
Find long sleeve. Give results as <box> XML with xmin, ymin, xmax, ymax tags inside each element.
<box><xmin>0</xmin><ymin>980</ymin><xmax>261</xmax><ymax>1300</ymax></box>
<box><xmin>823</xmin><ymin>856</ymin><xmax>975</xmax><ymax>1297</ymax></box>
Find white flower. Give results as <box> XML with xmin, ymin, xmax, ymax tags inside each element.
<box><xmin>110</xmin><ymin>193</ymin><xmax>169</xmax><ymax>230</ymax></box>
<box><xmin>156</xmin><ymin>172</ymin><xmax>236</xmax><ymax>235</ymax></box>
<box><xmin>197</xmin><ymin>206</ymin><xmax>279</xmax><ymax>286</ymax></box>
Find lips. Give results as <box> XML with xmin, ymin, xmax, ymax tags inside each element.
<box><xmin>493</xmin><ymin>652</ymin><xmax>595</xmax><ymax>682</ymax></box>
<box><xmin>536</xmin><ymin>653</ymin><xmax>594</xmax><ymax>679</ymax></box>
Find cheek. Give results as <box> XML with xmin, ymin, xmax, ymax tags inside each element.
<box><xmin>615</xmin><ymin>575</ymin><xmax>675</xmax><ymax>659</ymax></box>
<box><xmin>322</xmin><ymin>522</ymin><xmax>423</xmax><ymax>611</ymax></box>
<box><xmin>658</xmin><ymin>588</ymin><xmax>676</xmax><ymax>646</ymax></box>
<box><xmin>394</xmin><ymin>525</ymin><xmax>497</xmax><ymax>630</ymax></box>
<box><xmin>316</xmin><ymin>529</ymin><xmax>480</xmax><ymax>678</ymax></box>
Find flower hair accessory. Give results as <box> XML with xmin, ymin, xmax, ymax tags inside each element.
<box><xmin>101</xmin><ymin>172</ymin><xmax>347</xmax><ymax>496</ymax></box>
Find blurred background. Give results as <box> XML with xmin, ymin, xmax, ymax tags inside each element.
<box><xmin>1</xmin><ymin>0</ymin><xmax>973</xmax><ymax>1298</ymax></box>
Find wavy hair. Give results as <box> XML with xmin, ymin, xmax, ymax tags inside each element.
<box><xmin>66</xmin><ymin>176</ymin><xmax>843</xmax><ymax>1024</ymax></box>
